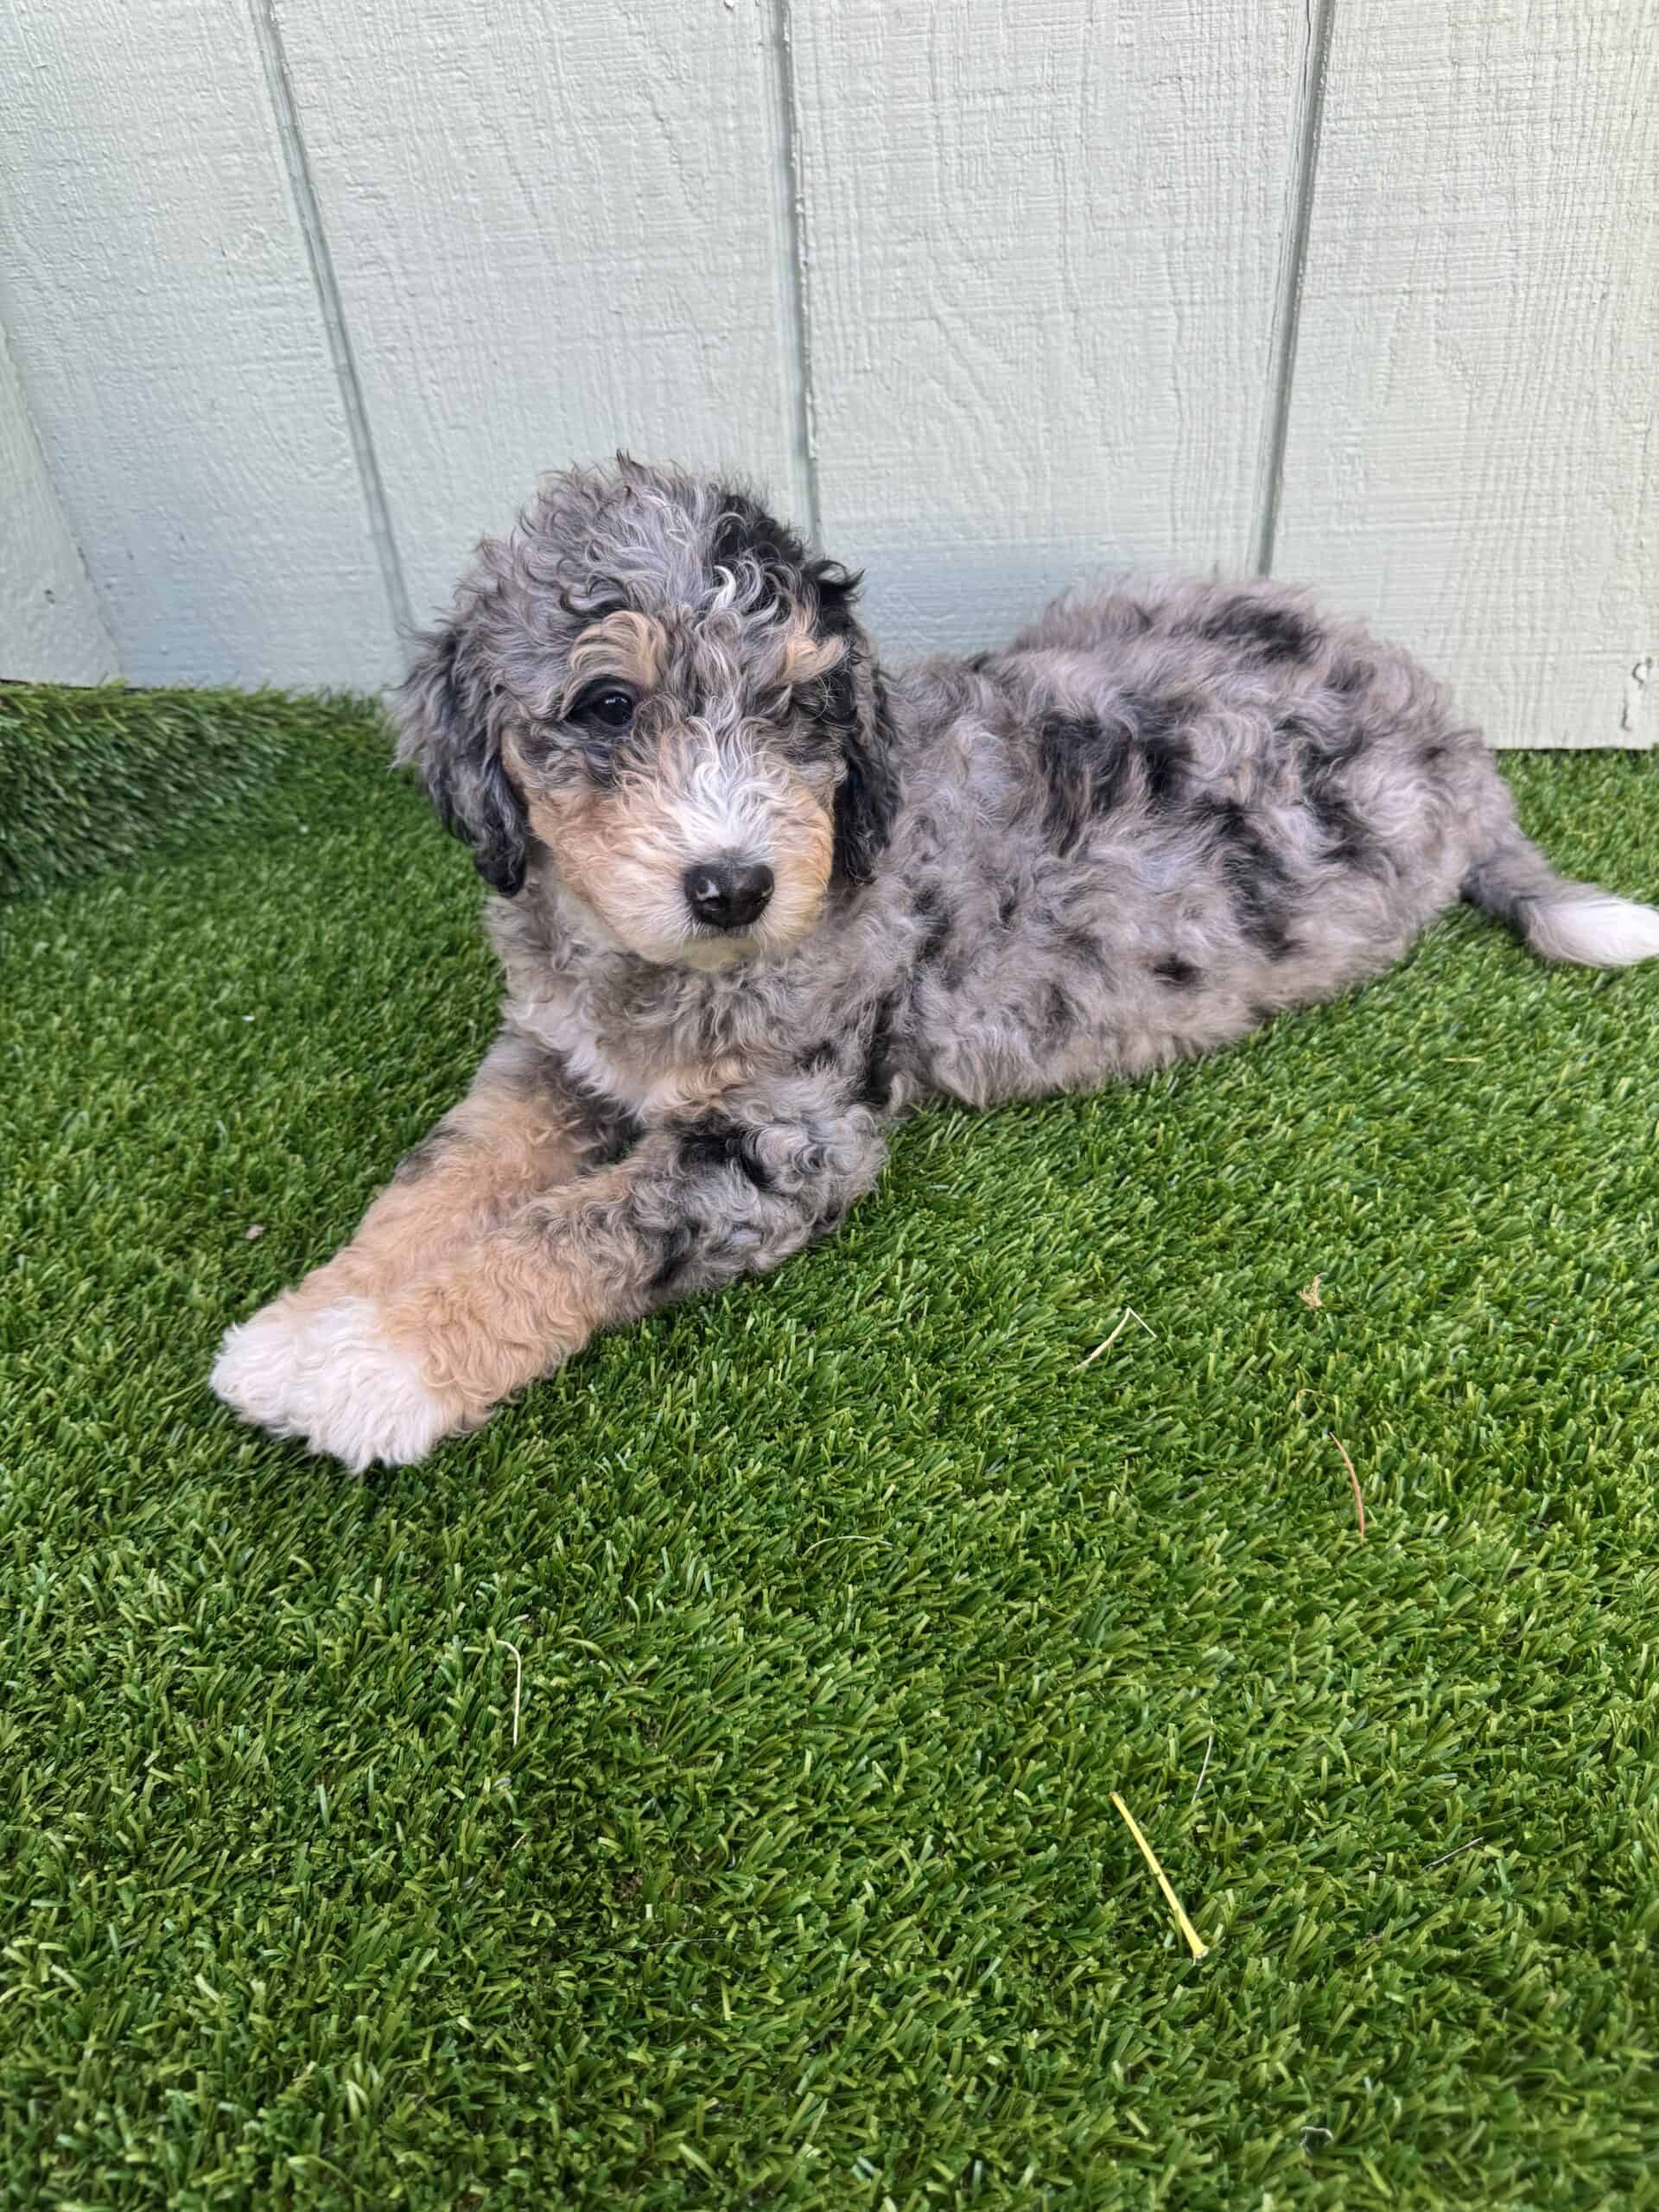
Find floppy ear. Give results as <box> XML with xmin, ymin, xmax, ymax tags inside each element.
<box><xmin>830</xmin><ymin>654</ymin><xmax>899</xmax><ymax>887</ymax></box>
<box><xmin>393</xmin><ymin>612</ymin><xmax>528</xmax><ymax>897</ymax></box>
<box><xmin>793</xmin><ymin>558</ymin><xmax>898</xmax><ymax>889</ymax></box>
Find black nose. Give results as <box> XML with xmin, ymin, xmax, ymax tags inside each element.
<box><xmin>683</xmin><ymin>858</ymin><xmax>774</xmax><ymax>931</ymax></box>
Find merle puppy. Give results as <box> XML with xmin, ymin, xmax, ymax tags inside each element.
<box><xmin>213</xmin><ymin>457</ymin><xmax>1659</xmax><ymax>1470</ymax></box>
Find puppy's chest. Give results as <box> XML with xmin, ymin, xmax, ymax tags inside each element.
<box><xmin>509</xmin><ymin>969</ymin><xmax>795</xmax><ymax>1122</ymax></box>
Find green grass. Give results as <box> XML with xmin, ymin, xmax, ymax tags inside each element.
<box><xmin>4</xmin><ymin>686</ymin><xmax>1659</xmax><ymax>2209</ymax></box>
<box><xmin>0</xmin><ymin>682</ymin><xmax>390</xmax><ymax>901</ymax></box>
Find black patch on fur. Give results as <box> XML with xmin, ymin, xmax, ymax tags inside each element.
<box><xmin>1306</xmin><ymin>786</ymin><xmax>1371</xmax><ymax>868</ymax></box>
<box><xmin>1039</xmin><ymin>982</ymin><xmax>1077</xmax><ymax>1047</ymax></box>
<box><xmin>798</xmin><ymin>1039</ymin><xmax>841</xmax><ymax>1075</ymax></box>
<box><xmin>673</xmin><ymin>1114</ymin><xmax>774</xmax><ymax>1192</ymax></box>
<box><xmin>1202</xmin><ymin>798</ymin><xmax>1300</xmax><ymax>959</ymax></box>
<box><xmin>395</xmin><ymin>1051</ymin><xmax>639</xmax><ymax>1185</ymax></box>
<box><xmin>964</xmin><ymin>652</ymin><xmax>993</xmax><ymax>673</ymax></box>
<box><xmin>830</xmin><ymin>662</ymin><xmax>899</xmax><ymax>888</ymax></box>
<box><xmin>530</xmin><ymin>1046</ymin><xmax>642</xmax><ymax>1164</ymax></box>
<box><xmin>857</xmin><ymin>994</ymin><xmax>902</xmax><ymax>1109</ymax></box>
<box><xmin>1293</xmin><ymin>724</ymin><xmax>1382</xmax><ymax>875</ymax></box>
<box><xmin>997</xmin><ymin>891</ymin><xmax>1020</xmax><ymax>929</ymax></box>
<box><xmin>1151</xmin><ymin>954</ymin><xmax>1202</xmax><ymax>988</ymax></box>
<box><xmin>709</xmin><ymin>488</ymin><xmax>861</xmax><ymax>632</ymax></box>
<box><xmin>1328</xmin><ymin>655</ymin><xmax>1372</xmax><ymax>696</ymax></box>
<box><xmin>1037</xmin><ymin>712</ymin><xmax>1131</xmax><ymax>855</ymax></box>
<box><xmin>1112</xmin><ymin>690</ymin><xmax>1194</xmax><ymax>811</ymax></box>
<box><xmin>1421</xmin><ymin>742</ymin><xmax>1446</xmax><ymax>766</ymax></box>
<box><xmin>586</xmin><ymin>1117</ymin><xmax>640</xmax><ymax>1169</ymax></box>
<box><xmin>648</xmin><ymin>1222</ymin><xmax>701</xmax><ymax>1293</ymax></box>
<box><xmin>812</xmin><ymin>565</ymin><xmax>864</xmax><ymax>639</ymax></box>
<box><xmin>817</xmin><ymin>658</ymin><xmax>856</xmax><ymax>741</ymax></box>
<box><xmin>1060</xmin><ymin>925</ymin><xmax>1111</xmax><ymax>976</ymax></box>
<box><xmin>1122</xmin><ymin>688</ymin><xmax>1192</xmax><ymax>747</ymax></box>
<box><xmin>912</xmin><ymin>882</ymin><xmax>953</xmax><ymax>967</ymax></box>
<box><xmin>1198</xmin><ymin>594</ymin><xmax>1319</xmax><ymax>664</ymax></box>
<box><xmin>1140</xmin><ymin>733</ymin><xmax>1188</xmax><ymax>811</ymax></box>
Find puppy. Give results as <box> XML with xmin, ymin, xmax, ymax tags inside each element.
<box><xmin>213</xmin><ymin>457</ymin><xmax>1659</xmax><ymax>1470</ymax></box>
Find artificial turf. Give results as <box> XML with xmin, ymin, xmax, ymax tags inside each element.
<box><xmin>3</xmin><ymin>684</ymin><xmax>1659</xmax><ymax>2209</ymax></box>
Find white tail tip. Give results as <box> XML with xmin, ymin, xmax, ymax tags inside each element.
<box><xmin>1528</xmin><ymin>892</ymin><xmax>1659</xmax><ymax>968</ymax></box>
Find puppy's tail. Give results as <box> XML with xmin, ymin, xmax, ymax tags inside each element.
<box><xmin>1463</xmin><ymin>824</ymin><xmax>1659</xmax><ymax>968</ymax></box>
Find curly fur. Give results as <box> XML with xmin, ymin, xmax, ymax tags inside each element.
<box><xmin>213</xmin><ymin>457</ymin><xmax>1659</xmax><ymax>1469</ymax></box>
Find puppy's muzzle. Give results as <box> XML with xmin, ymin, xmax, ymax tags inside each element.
<box><xmin>683</xmin><ymin>856</ymin><xmax>775</xmax><ymax>931</ymax></box>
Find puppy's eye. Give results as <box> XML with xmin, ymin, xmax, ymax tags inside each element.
<box><xmin>571</xmin><ymin>686</ymin><xmax>636</xmax><ymax>731</ymax></box>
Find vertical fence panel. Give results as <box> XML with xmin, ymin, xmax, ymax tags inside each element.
<box><xmin>0</xmin><ymin>0</ymin><xmax>399</xmax><ymax>688</ymax></box>
<box><xmin>1276</xmin><ymin>2</ymin><xmax>1657</xmax><ymax>747</ymax></box>
<box><xmin>1</xmin><ymin>324</ymin><xmax>119</xmax><ymax>683</ymax></box>
<box><xmin>1</xmin><ymin>0</ymin><xmax>1649</xmax><ymax>720</ymax></box>
<box><xmin>276</xmin><ymin>0</ymin><xmax>809</xmax><ymax>627</ymax></box>
<box><xmin>790</xmin><ymin>0</ymin><xmax>1309</xmax><ymax>658</ymax></box>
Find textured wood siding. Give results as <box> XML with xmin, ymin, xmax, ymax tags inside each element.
<box><xmin>0</xmin><ymin>322</ymin><xmax>118</xmax><ymax>683</ymax></box>
<box><xmin>0</xmin><ymin>0</ymin><xmax>401</xmax><ymax>687</ymax></box>
<box><xmin>791</xmin><ymin>0</ymin><xmax>1308</xmax><ymax>652</ymax></box>
<box><xmin>0</xmin><ymin>0</ymin><xmax>1651</xmax><ymax>743</ymax></box>
<box><xmin>1275</xmin><ymin>2</ymin><xmax>1658</xmax><ymax>748</ymax></box>
<box><xmin>273</xmin><ymin>0</ymin><xmax>809</xmax><ymax>629</ymax></box>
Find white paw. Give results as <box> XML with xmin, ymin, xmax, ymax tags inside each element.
<box><xmin>211</xmin><ymin>1294</ymin><xmax>466</xmax><ymax>1471</ymax></box>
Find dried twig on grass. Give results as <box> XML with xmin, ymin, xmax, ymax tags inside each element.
<box><xmin>1110</xmin><ymin>1791</ymin><xmax>1210</xmax><ymax>1960</ymax></box>
<box><xmin>1423</xmin><ymin>1839</ymin><xmax>1484</xmax><ymax>1871</ymax></box>
<box><xmin>1078</xmin><ymin>1306</ymin><xmax>1155</xmax><ymax>1369</ymax></box>
<box><xmin>1299</xmin><ymin>1275</ymin><xmax>1322</xmax><ymax>1308</ymax></box>
<box><xmin>498</xmin><ymin>1638</ymin><xmax>524</xmax><ymax>1747</ymax></box>
<box><xmin>1329</xmin><ymin>1432</ymin><xmax>1365</xmax><ymax>1538</ymax></box>
<box><xmin>1189</xmin><ymin>1732</ymin><xmax>1215</xmax><ymax>1806</ymax></box>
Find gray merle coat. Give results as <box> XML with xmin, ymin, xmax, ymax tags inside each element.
<box><xmin>212</xmin><ymin>458</ymin><xmax>1659</xmax><ymax>1470</ymax></box>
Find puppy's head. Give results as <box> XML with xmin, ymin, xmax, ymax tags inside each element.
<box><xmin>395</xmin><ymin>459</ymin><xmax>896</xmax><ymax>969</ymax></box>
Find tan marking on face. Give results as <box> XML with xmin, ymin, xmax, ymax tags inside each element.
<box><xmin>757</xmin><ymin>788</ymin><xmax>836</xmax><ymax>951</ymax></box>
<box><xmin>564</xmin><ymin>608</ymin><xmax>667</xmax><ymax>699</ymax></box>
<box><xmin>506</xmin><ymin>728</ymin><xmax>836</xmax><ymax>969</ymax></box>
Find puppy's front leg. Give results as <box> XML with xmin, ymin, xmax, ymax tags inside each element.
<box><xmin>212</xmin><ymin>1033</ymin><xmax>625</xmax><ymax>1468</ymax></box>
<box><xmin>287</xmin><ymin>1086</ymin><xmax>889</xmax><ymax>1470</ymax></box>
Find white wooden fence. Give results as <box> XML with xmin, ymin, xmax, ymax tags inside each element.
<box><xmin>1</xmin><ymin>0</ymin><xmax>1653</xmax><ymax>746</ymax></box>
